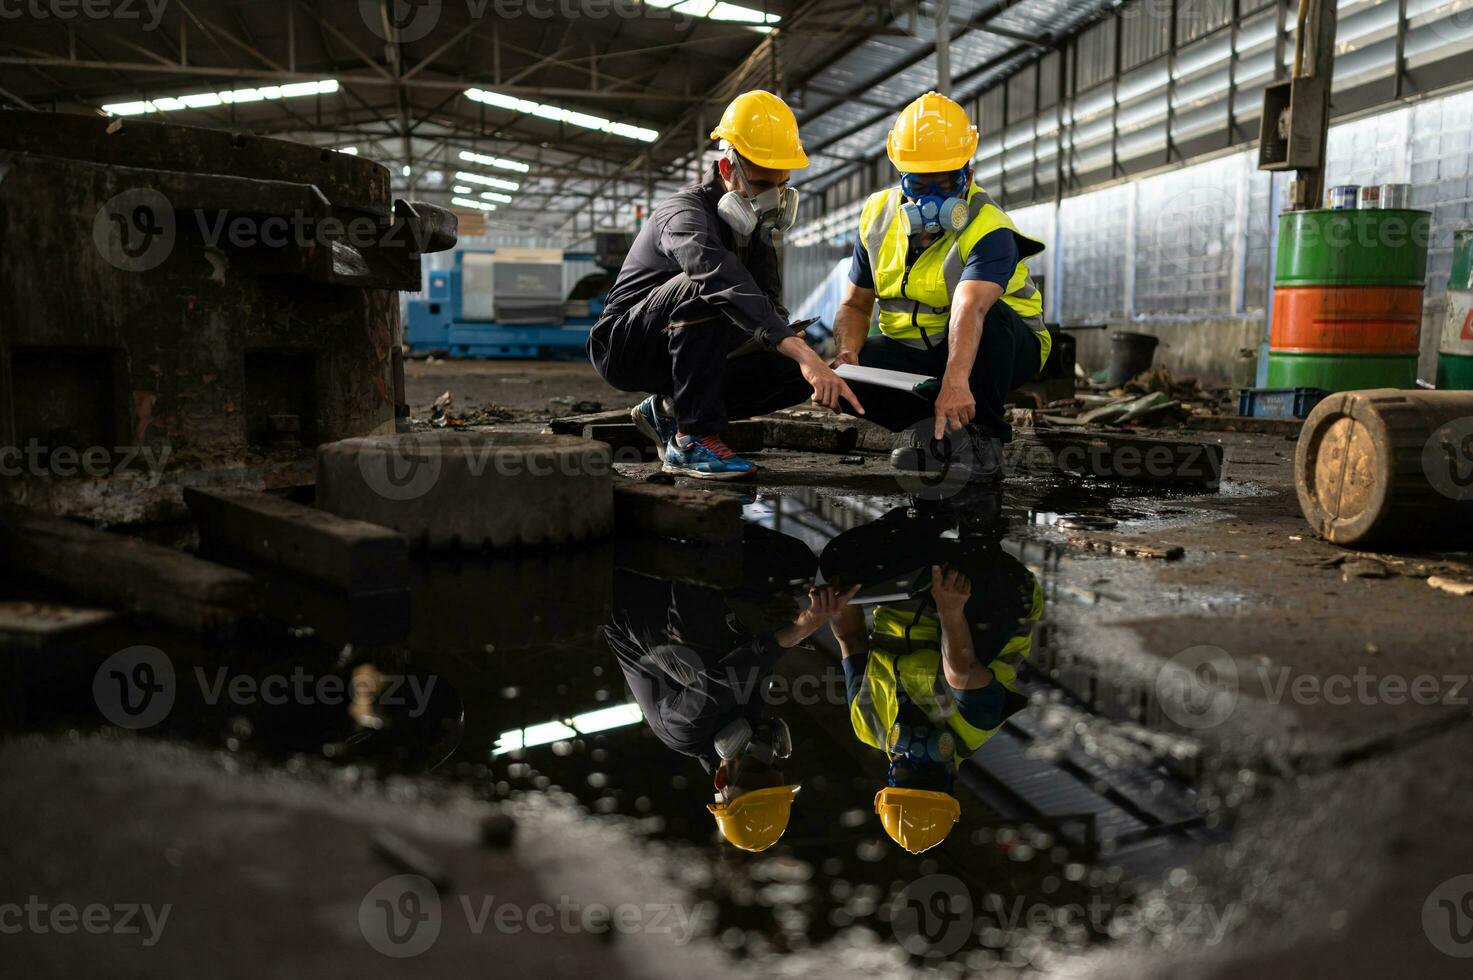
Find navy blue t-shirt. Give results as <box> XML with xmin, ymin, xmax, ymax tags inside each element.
<box><xmin>849</xmin><ymin>228</ymin><xmax>1019</xmax><ymax>292</ymax></box>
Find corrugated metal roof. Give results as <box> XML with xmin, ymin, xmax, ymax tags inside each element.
<box><xmin>794</xmin><ymin>0</ymin><xmax>1123</xmax><ymax>193</ymax></box>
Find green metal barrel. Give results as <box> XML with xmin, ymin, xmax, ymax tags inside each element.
<box><xmin>1267</xmin><ymin>208</ymin><xmax>1431</xmax><ymax>391</ymax></box>
<box><xmin>1437</xmin><ymin>229</ymin><xmax>1473</xmax><ymax>390</ymax></box>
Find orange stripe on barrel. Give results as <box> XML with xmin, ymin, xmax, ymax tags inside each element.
<box><xmin>1270</xmin><ymin>285</ymin><xmax>1424</xmax><ymax>354</ymax></box>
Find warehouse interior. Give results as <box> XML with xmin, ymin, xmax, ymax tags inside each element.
<box><xmin>3</xmin><ymin>1</ymin><xmax>1473</xmax><ymax>977</ymax></box>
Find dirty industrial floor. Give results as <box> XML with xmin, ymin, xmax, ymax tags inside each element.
<box><xmin>3</xmin><ymin>358</ymin><xmax>1470</xmax><ymax>978</ymax></box>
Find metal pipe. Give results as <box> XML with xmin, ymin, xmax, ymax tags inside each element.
<box><xmin>935</xmin><ymin>0</ymin><xmax>952</xmax><ymax>96</ymax></box>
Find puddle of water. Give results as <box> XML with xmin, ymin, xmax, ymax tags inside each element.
<box><xmin>1</xmin><ymin>481</ymin><xmax>1240</xmax><ymax>968</ymax></box>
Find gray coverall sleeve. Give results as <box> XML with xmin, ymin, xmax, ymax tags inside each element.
<box><xmin>658</xmin><ymin>203</ymin><xmax>794</xmax><ymax>350</ymax></box>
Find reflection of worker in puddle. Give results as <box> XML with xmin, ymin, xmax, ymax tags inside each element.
<box><xmin>604</xmin><ymin>528</ymin><xmax>857</xmax><ymax>851</ymax></box>
<box><xmin>819</xmin><ymin>505</ymin><xmax>1042</xmax><ymax>853</ymax></box>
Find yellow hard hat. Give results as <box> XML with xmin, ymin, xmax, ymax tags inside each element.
<box><xmin>708</xmin><ymin>784</ymin><xmax>801</xmax><ymax>852</ymax></box>
<box><xmin>886</xmin><ymin>91</ymin><xmax>979</xmax><ymax>173</ymax></box>
<box><xmin>875</xmin><ymin>786</ymin><xmax>961</xmax><ymax>854</ymax></box>
<box><xmin>709</xmin><ymin>90</ymin><xmax>809</xmax><ymax>171</ymax></box>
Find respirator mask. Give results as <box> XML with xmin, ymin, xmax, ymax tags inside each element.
<box><xmin>714</xmin><ymin>716</ymin><xmax>793</xmax><ymax>768</ymax></box>
<box><xmin>886</xmin><ymin>722</ymin><xmax>957</xmax><ymax>792</ymax></box>
<box><xmin>717</xmin><ymin>153</ymin><xmax>800</xmax><ymax>240</ymax></box>
<box><xmin>899</xmin><ymin>168</ymin><xmax>971</xmax><ymax>236</ymax></box>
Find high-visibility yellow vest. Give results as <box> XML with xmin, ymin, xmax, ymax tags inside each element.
<box><xmin>848</xmin><ymin>585</ymin><xmax>1044</xmax><ymax>760</ymax></box>
<box><xmin>858</xmin><ymin>183</ymin><xmax>1050</xmax><ymax>368</ymax></box>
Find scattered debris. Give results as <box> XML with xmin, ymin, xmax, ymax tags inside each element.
<box><xmin>426</xmin><ymin>390</ymin><xmax>515</xmax><ymax>428</ymax></box>
<box><xmin>455</xmin><ymin>405</ymin><xmax>516</xmax><ymax>426</ymax></box>
<box><xmin>643</xmin><ymin>471</ymin><xmax>676</xmax><ymax>485</ymax></box>
<box><xmin>430</xmin><ymin>390</ymin><xmax>453</xmax><ymax>426</ymax></box>
<box><xmin>1341</xmin><ymin>558</ymin><xmax>1391</xmax><ymax>581</ymax></box>
<box><xmin>837</xmin><ymin>455</ymin><xmax>866</xmax><ymax>465</ymax></box>
<box><xmin>571</xmin><ymin>399</ymin><xmax>603</xmax><ymax>414</ymax></box>
<box><xmin>1428</xmin><ymin>575</ymin><xmax>1473</xmax><ymax>597</ymax></box>
<box><xmin>1063</xmin><ymin>532</ymin><xmax>1185</xmax><ymax>561</ymax></box>
<box><xmin>1118</xmin><ymin>365</ymin><xmax>1208</xmax><ymax>403</ymax></box>
<box><xmin>1314</xmin><ymin>551</ymin><xmax>1473</xmax><ymax>581</ymax></box>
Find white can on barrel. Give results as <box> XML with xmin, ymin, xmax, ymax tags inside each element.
<box><xmin>1358</xmin><ymin>185</ymin><xmax>1381</xmax><ymax>209</ymax></box>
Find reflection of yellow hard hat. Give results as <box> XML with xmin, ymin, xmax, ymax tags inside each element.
<box><xmin>708</xmin><ymin>784</ymin><xmax>801</xmax><ymax>851</ymax></box>
<box><xmin>875</xmin><ymin>787</ymin><xmax>960</xmax><ymax>854</ymax></box>
<box><xmin>709</xmin><ymin>91</ymin><xmax>809</xmax><ymax>170</ymax></box>
<box><xmin>886</xmin><ymin>91</ymin><xmax>979</xmax><ymax>173</ymax></box>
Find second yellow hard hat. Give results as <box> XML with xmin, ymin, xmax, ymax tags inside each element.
<box><xmin>875</xmin><ymin>786</ymin><xmax>961</xmax><ymax>854</ymax></box>
<box><xmin>886</xmin><ymin>91</ymin><xmax>979</xmax><ymax>173</ymax></box>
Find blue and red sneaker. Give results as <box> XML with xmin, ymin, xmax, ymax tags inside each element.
<box><xmin>630</xmin><ymin>395</ymin><xmax>678</xmax><ymax>462</ymax></box>
<box><xmin>663</xmin><ymin>434</ymin><xmax>757</xmax><ymax>480</ymax></box>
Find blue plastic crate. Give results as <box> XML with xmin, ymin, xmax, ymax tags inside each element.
<box><xmin>1237</xmin><ymin>387</ymin><xmax>1328</xmax><ymax>419</ymax></box>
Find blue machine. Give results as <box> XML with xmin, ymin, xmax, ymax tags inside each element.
<box><xmin>406</xmin><ymin>249</ymin><xmax>607</xmax><ymax>360</ymax></box>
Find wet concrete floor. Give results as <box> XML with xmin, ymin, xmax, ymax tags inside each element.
<box><xmin>2</xmin><ymin>362</ymin><xmax>1471</xmax><ymax>976</ymax></box>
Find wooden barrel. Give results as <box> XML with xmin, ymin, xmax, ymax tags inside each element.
<box><xmin>1438</xmin><ymin>229</ymin><xmax>1473</xmax><ymax>390</ymax></box>
<box><xmin>1295</xmin><ymin>388</ymin><xmax>1473</xmax><ymax>548</ymax></box>
<box><xmin>1268</xmin><ymin>209</ymin><xmax>1430</xmax><ymax>392</ymax></box>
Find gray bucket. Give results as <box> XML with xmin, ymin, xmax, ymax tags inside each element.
<box><xmin>1106</xmin><ymin>332</ymin><xmax>1161</xmax><ymax>386</ymax></box>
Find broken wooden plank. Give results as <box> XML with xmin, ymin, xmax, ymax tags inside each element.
<box><xmin>612</xmin><ymin>480</ymin><xmax>742</xmax><ymax>543</ymax></box>
<box><xmin>547</xmin><ymin>408</ymin><xmax>634</xmax><ymax>434</ymax></box>
<box><xmin>184</xmin><ymin>487</ymin><xmax>407</xmax><ymax>594</ymax></box>
<box><xmin>1008</xmin><ymin>428</ymin><xmax>1224</xmax><ymax>489</ymax></box>
<box><xmin>0</xmin><ymin>505</ymin><xmax>256</xmax><ymax>631</ymax></box>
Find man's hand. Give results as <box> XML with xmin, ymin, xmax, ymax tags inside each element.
<box><xmin>933</xmin><ymin>378</ymin><xmax>975</xmax><ymax>440</ymax></box>
<box><xmin>776</xmin><ymin>584</ymin><xmax>861</xmax><ymax>648</ymax></box>
<box><xmin>930</xmin><ymin>564</ymin><xmax>971</xmax><ymax>615</ymax></box>
<box><xmin>828</xmin><ymin>601</ymin><xmax>868</xmax><ymax>657</ymax></box>
<box><xmin>830</xmin><ymin>349</ymin><xmax>860</xmax><ymax>368</ymax></box>
<box><xmin>801</xmin><ymin>358</ymin><xmax>865</xmax><ymax>415</ymax></box>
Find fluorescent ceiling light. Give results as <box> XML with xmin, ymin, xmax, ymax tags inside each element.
<box><xmin>479</xmin><ymin>191</ymin><xmax>513</xmax><ymax>203</ymax></box>
<box><xmin>338</xmin><ymin>146</ymin><xmax>358</xmax><ymax>155</ymax></box>
<box><xmin>491</xmin><ymin>702</ymin><xmax>644</xmax><ymax>755</ymax></box>
<box><xmin>454</xmin><ymin>170</ymin><xmax>521</xmax><ymax>191</ymax></box>
<box><xmin>464</xmin><ymin>87</ymin><xmax>658</xmax><ymax>143</ymax></box>
<box><xmin>644</xmin><ymin>0</ymin><xmax>779</xmax><ymax>30</ymax></box>
<box><xmin>494</xmin><ymin>720</ymin><xmax>575</xmax><ymax>754</ymax></box>
<box><xmin>458</xmin><ymin>149</ymin><xmax>530</xmax><ymax>173</ymax></box>
<box><xmin>451</xmin><ymin>197</ymin><xmax>497</xmax><ymax>211</ymax></box>
<box><xmin>453</xmin><ymin>184</ymin><xmax>474</xmax><ymax>194</ymax></box>
<box><xmin>102</xmin><ymin>79</ymin><xmax>339</xmax><ymax>116</ymax></box>
<box><xmin>571</xmin><ymin>703</ymin><xmax>644</xmax><ymax>734</ymax></box>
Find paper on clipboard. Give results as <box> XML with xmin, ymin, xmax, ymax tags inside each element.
<box><xmin>834</xmin><ymin>363</ymin><xmax>940</xmax><ymax>397</ymax></box>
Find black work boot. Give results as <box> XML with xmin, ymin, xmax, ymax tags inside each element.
<box><xmin>890</xmin><ymin>424</ymin><xmax>1004</xmax><ymax>484</ymax></box>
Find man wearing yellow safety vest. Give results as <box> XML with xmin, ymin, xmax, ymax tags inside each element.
<box><xmin>831</xmin><ymin>91</ymin><xmax>1050</xmax><ymax>483</ymax></box>
<box><xmin>605</xmin><ymin>525</ymin><xmax>859</xmax><ymax>851</ymax></box>
<box><xmin>819</xmin><ymin>505</ymin><xmax>1043</xmax><ymax>853</ymax></box>
<box><xmin>591</xmin><ymin>90</ymin><xmax>864</xmax><ymax>480</ymax></box>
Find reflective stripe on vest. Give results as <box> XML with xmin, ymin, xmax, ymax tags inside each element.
<box><xmin>859</xmin><ymin>184</ymin><xmax>1050</xmax><ymax>363</ymax></box>
<box><xmin>847</xmin><ymin>595</ymin><xmax>1043</xmax><ymax>759</ymax></box>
